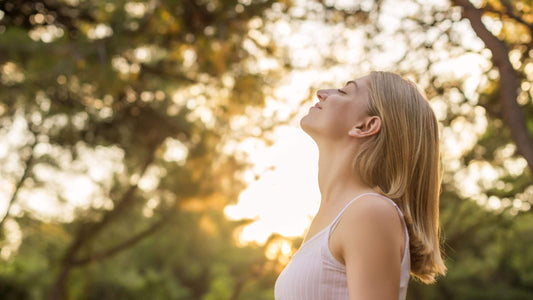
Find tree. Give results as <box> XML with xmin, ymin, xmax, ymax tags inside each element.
<box><xmin>452</xmin><ymin>0</ymin><xmax>533</xmax><ymax>173</ymax></box>
<box><xmin>0</xmin><ymin>0</ymin><xmax>290</xmax><ymax>299</ymax></box>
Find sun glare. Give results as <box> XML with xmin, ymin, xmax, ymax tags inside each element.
<box><xmin>224</xmin><ymin>125</ymin><xmax>320</xmax><ymax>244</ymax></box>
<box><xmin>265</xmin><ymin>238</ymin><xmax>294</xmax><ymax>264</ymax></box>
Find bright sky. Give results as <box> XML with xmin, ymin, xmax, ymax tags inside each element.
<box><xmin>225</xmin><ymin>125</ymin><xmax>320</xmax><ymax>243</ymax></box>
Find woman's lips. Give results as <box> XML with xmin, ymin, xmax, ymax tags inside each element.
<box><xmin>313</xmin><ymin>103</ymin><xmax>322</xmax><ymax>109</ymax></box>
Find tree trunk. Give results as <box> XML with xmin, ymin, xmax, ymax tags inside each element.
<box><xmin>47</xmin><ymin>263</ymin><xmax>73</xmax><ymax>300</ymax></box>
<box><xmin>452</xmin><ymin>0</ymin><xmax>533</xmax><ymax>175</ymax></box>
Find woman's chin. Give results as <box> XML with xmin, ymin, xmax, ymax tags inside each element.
<box><xmin>300</xmin><ymin>118</ymin><xmax>318</xmax><ymax>138</ymax></box>
<box><xmin>300</xmin><ymin>115</ymin><xmax>311</xmax><ymax>131</ymax></box>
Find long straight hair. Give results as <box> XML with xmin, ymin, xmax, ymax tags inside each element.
<box><xmin>353</xmin><ymin>71</ymin><xmax>446</xmax><ymax>283</ymax></box>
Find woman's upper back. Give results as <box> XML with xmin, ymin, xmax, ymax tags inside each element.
<box><xmin>274</xmin><ymin>192</ymin><xmax>410</xmax><ymax>300</ymax></box>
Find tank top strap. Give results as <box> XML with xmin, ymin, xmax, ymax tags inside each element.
<box><xmin>328</xmin><ymin>192</ymin><xmax>383</xmax><ymax>234</ymax></box>
<box><xmin>329</xmin><ymin>192</ymin><xmax>407</xmax><ymax>235</ymax></box>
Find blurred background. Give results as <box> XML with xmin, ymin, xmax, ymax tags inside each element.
<box><xmin>1</xmin><ymin>0</ymin><xmax>533</xmax><ymax>299</ymax></box>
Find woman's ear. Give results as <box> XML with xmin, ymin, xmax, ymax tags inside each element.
<box><xmin>348</xmin><ymin>116</ymin><xmax>381</xmax><ymax>137</ymax></box>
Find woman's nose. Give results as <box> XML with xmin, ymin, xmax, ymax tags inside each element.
<box><xmin>317</xmin><ymin>89</ymin><xmax>328</xmax><ymax>101</ymax></box>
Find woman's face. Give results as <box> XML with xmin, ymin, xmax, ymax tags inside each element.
<box><xmin>301</xmin><ymin>75</ymin><xmax>372</xmax><ymax>141</ymax></box>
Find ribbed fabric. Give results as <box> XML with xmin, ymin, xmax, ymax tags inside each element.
<box><xmin>274</xmin><ymin>192</ymin><xmax>410</xmax><ymax>300</ymax></box>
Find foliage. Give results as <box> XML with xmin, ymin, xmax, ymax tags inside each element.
<box><xmin>2</xmin><ymin>0</ymin><xmax>533</xmax><ymax>299</ymax></box>
<box><xmin>0</xmin><ymin>0</ymin><xmax>289</xmax><ymax>299</ymax></box>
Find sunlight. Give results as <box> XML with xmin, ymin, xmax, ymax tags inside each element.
<box><xmin>265</xmin><ymin>238</ymin><xmax>294</xmax><ymax>265</ymax></box>
<box><xmin>224</xmin><ymin>126</ymin><xmax>320</xmax><ymax>244</ymax></box>
<box><xmin>0</xmin><ymin>219</ymin><xmax>21</xmax><ymax>260</ymax></box>
<box><xmin>87</xmin><ymin>23</ymin><xmax>113</xmax><ymax>40</ymax></box>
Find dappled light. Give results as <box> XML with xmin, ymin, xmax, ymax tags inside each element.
<box><xmin>1</xmin><ymin>0</ymin><xmax>533</xmax><ymax>299</ymax></box>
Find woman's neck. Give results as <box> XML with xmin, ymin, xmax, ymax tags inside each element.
<box><xmin>317</xmin><ymin>142</ymin><xmax>375</xmax><ymax>207</ymax></box>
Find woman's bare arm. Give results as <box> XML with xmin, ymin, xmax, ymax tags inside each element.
<box><xmin>332</xmin><ymin>195</ymin><xmax>404</xmax><ymax>300</ymax></box>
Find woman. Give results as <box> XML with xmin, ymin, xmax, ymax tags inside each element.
<box><xmin>274</xmin><ymin>71</ymin><xmax>446</xmax><ymax>299</ymax></box>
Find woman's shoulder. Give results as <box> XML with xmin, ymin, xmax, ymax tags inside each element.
<box><xmin>343</xmin><ymin>193</ymin><xmax>401</xmax><ymax>224</ymax></box>
<box><xmin>333</xmin><ymin>193</ymin><xmax>404</xmax><ymax>254</ymax></box>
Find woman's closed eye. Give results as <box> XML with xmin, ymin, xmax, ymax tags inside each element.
<box><xmin>338</xmin><ymin>89</ymin><xmax>347</xmax><ymax>94</ymax></box>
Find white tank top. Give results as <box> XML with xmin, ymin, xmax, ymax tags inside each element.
<box><xmin>274</xmin><ymin>192</ymin><xmax>410</xmax><ymax>300</ymax></box>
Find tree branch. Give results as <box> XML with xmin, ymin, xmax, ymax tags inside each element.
<box><xmin>58</xmin><ymin>140</ymin><xmax>161</xmax><ymax>271</ymax></box>
<box><xmin>500</xmin><ymin>0</ymin><xmax>533</xmax><ymax>34</ymax></box>
<box><xmin>48</xmin><ymin>141</ymin><xmax>162</xmax><ymax>300</ymax></box>
<box><xmin>0</xmin><ymin>126</ymin><xmax>38</xmax><ymax>230</ymax></box>
<box><xmin>451</xmin><ymin>0</ymin><xmax>533</xmax><ymax>175</ymax></box>
<box><xmin>78</xmin><ymin>141</ymin><xmax>160</xmax><ymax>242</ymax></box>
<box><xmin>480</xmin><ymin>1</ymin><xmax>533</xmax><ymax>43</ymax></box>
<box><xmin>72</xmin><ymin>212</ymin><xmax>173</xmax><ymax>266</ymax></box>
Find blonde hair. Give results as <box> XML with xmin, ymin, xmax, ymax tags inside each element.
<box><xmin>353</xmin><ymin>71</ymin><xmax>446</xmax><ymax>283</ymax></box>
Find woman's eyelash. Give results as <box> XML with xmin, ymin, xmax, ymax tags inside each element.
<box><xmin>338</xmin><ymin>89</ymin><xmax>347</xmax><ymax>94</ymax></box>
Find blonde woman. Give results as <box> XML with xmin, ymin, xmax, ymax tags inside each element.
<box><xmin>274</xmin><ymin>71</ymin><xmax>446</xmax><ymax>299</ymax></box>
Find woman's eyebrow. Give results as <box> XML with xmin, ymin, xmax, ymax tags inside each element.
<box><xmin>345</xmin><ymin>80</ymin><xmax>358</xmax><ymax>88</ymax></box>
